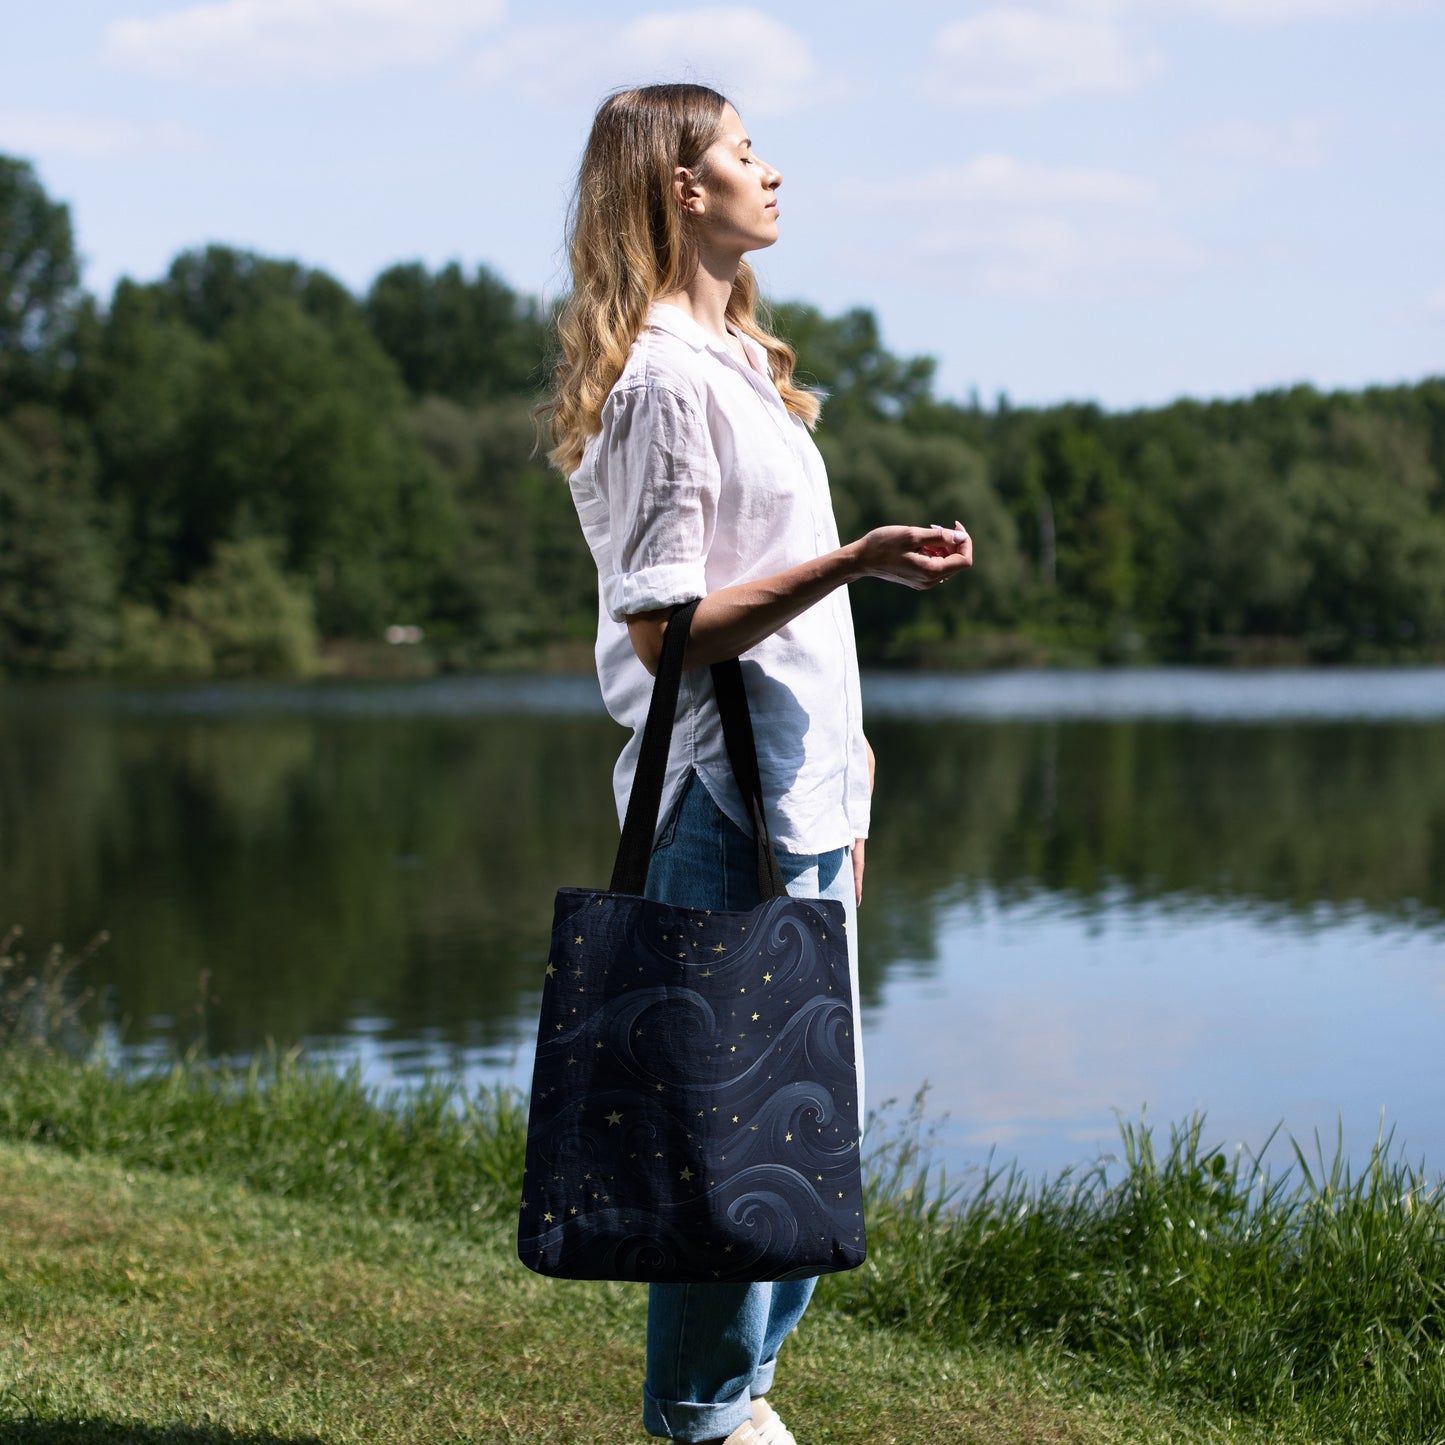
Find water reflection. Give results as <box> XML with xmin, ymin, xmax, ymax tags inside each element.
<box><xmin>3</xmin><ymin>671</ymin><xmax>1443</xmax><ymax>1176</ymax></box>
<box><xmin>859</xmin><ymin>890</ymin><xmax>1445</xmax><ymax>1179</ymax></box>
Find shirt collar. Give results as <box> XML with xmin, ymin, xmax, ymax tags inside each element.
<box><xmin>646</xmin><ymin>302</ymin><xmax>769</xmax><ymax>374</ymax></box>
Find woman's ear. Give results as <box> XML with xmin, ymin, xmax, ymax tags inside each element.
<box><xmin>673</xmin><ymin>165</ymin><xmax>703</xmax><ymax>216</ymax></box>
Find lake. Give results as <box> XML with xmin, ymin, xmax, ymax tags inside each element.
<box><xmin>4</xmin><ymin>668</ymin><xmax>1443</xmax><ymax>1183</ymax></box>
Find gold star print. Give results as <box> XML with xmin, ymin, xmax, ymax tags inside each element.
<box><xmin>569</xmin><ymin>1206</ymin><xmax>578</xmax><ymax>1216</ymax></box>
<box><xmin>574</xmin><ymin>935</ymin><xmax>584</xmax><ymax>945</ymax></box>
<box><xmin>679</xmin><ymin>1166</ymin><xmax>694</xmax><ymax>1181</ymax></box>
<box><xmin>730</xmin><ymin>1045</ymin><xmax>737</xmax><ymax>1053</ymax></box>
<box><xmin>785</xmin><ymin>1132</ymin><xmax>793</xmax><ymax>1142</ymax></box>
<box><xmin>711</xmin><ymin>943</ymin><xmax>727</xmax><ymax>954</ymax></box>
<box><xmin>605</xmin><ymin>1110</ymin><xmax>623</xmax><ymax>1126</ymax></box>
<box><xmin>545</xmin><ymin>963</ymin><xmax>556</xmax><ymax>978</ymax></box>
<box><xmin>762</xmin><ymin>972</ymin><xmax>772</xmax><ymax>983</ymax></box>
<box><xmin>732</xmin><ymin>1115</ymin><xmax>740</xmax><ymax>1123</ymax></box>
<box><xmin>543</xmin><ymin>1212</ymin><xmax>555</xmax><ymax>1223</ymax></box>
<box><xmin>751</xmin><ymin>1013</ymin><xmax>759</xmax><ymax>1021</ymax></box>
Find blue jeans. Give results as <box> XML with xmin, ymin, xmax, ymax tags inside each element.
<box><xmin>641</xmin><ymin>771</ymin><xmax>860</xmax><ymax>1442</ymax></box>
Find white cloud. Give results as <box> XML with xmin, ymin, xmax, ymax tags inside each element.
<box><xmin>1173</xmin><ymin>0</ymin><xmax>1430</xmax><ymax>20</ymax></box>
<box><xmin>1067</xmin><ymin>0</ymin><xmax>1431</xmax><ymax>20</ymax></box>
<box><xmin>472</xmin><ymin>7</ymin><xmax>827</xmax><ymax>118</ymax></box>
<box><xmin>105</xmin><ymin>0</ymin><xmax>506</xmax><ymax>81</ymax></box>
<box><xmin>838</xmin><ymin>153</ymin><xmax>1207</xmax><ymax>299</ymax></box>
<box><xmin>0</xmin><ymin>110</ymin><xmax>202</xmax><ymax>158</ymax></box>
<box><xmin>1195</xmin><ymin>117</ymin><xmax>1329</xmax><ymax>169</ymax></box>
<box><xmin>900</xmin><ymin>216</ymin><xmax>1209</xmax><ymax>299</ymax></box>
<box><xmin>925</xmin><ymin>9</ymin><xmax>1163</xmax><ymax>107</ymax></box>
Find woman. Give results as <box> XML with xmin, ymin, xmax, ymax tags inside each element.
<box><xmin>543</xmin><ymin>83</ymin><xmax>972</xmax><ymax>1445</ymax></box>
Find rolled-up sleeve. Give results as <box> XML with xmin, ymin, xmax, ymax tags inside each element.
<box><xmin>597</xmin><ymin>381</ymin><xmax>720</xmax><ymax>621</ymax></box>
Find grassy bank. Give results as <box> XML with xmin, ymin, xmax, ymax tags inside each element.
<box><xmin>1</xmin><ymin>1052</ymin><xmax>1442</xmax><ymax>1443</ymax></box>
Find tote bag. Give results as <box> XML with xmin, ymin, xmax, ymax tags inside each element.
<box><xmin>517</xmin><ymin>599</ymin><xmax>866</xmax><ymax>1283</ymax></box>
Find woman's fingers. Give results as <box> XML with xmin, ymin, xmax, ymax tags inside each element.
<box><xmin>856</xmin><ymin>524</ymin><xmax>974</xmax><ymax>587</ymax></box>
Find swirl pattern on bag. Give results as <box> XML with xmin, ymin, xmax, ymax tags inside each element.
<box><xmin>518</xmin><ymin>890</ymin><xmax>865</xmax><ymax>1282</ymax></box>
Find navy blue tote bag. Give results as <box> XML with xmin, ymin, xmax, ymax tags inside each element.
<box><xmin>517</xmin><ymin>599</ymin><xmax>866</xmax><ymax>1283</ymax></box>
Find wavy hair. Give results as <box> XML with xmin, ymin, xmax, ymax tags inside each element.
<box><xmin>541</xmin><ymin>83</ymin><xmax>819</xmax><ymax>477</ymax></box>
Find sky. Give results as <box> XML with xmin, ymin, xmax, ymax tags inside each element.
<box><xmin>4</xmin><ymin>0</ymin><xmax>1443</xmax><ymax>410</ymax></box>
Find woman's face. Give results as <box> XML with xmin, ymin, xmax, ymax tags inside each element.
<box><xmin>688</xmin><ymin>103</ymin><xmax>782</xmax><ymax>259</ymax></box>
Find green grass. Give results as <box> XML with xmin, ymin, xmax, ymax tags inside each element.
<box><xmin>1</xmin><ymin>1050</ymin><xmax>1442</xmax><ymax>1442</ymax></box>
<box><xmin>0</xmin><ymin>1137</ymin><xmax>1296</xmax><ymax>1445</ymax></box>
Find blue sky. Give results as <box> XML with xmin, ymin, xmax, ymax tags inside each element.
<box><xmin>5</xmin><ymin>0</ymin><xmax>1443</xmax><ymax>408</ymax></box>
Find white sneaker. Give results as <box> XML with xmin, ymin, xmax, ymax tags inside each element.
<box><xmin>715</xmin><ymin>1422</ymin><xmax>763</xmax><ymax>1445</ymax></box>
<box><xmin>750</xmin><ymin>1398</ymin><xmax>797</xmax><ymax>1445</ymax></box>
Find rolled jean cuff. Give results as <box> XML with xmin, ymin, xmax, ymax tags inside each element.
<box><xmin>643</xmin><ymin>1383</ymin><xmax>752</xmax><ymax>1441</ymax></box>
<box><xmin>751</xmin><ymin>1355</ymin><xmax>778</xmax><ymax>1398</ymax></box>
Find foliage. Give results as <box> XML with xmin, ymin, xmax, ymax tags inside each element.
<box><xmin>364</xmin><ymin>259</ymin><xmax>550</xmax><ymax>403</ymax></box>
<box><xmin>0</xmin><ymin>156</ymin><xmax>82</xmax><ymax>405</ymax></box>
<box><xmin>0</xmin><ymin>405</ymin><xmax>115</xmax><ymax>673</ymax></box>
<box><xmin>108</xmin><ymin>535</ymin><xmax>321</xmax><ymax>678</ymax></box>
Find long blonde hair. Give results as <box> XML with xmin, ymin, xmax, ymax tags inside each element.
<box><xmin>541</xmin><ymin>83</ymin><xmax>819</xmax><ymax>477</ymax></box>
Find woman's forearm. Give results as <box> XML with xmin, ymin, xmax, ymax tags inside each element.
<box><xmin>626</xmin><ymin>523</ymin><xmax>973</xmax><ymax>674</ymax></box>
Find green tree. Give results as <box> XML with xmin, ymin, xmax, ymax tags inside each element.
<box><xmin>365</xmin><ymin>261</ymin><xmax>549</xmax><ymax>403</ymax></box>
<box><xmin>0</xmin><ymin>155</ymin><xmax>83</xmax><ymax>407</ymax></box>
<box><xmin>819</xmin><ymin>422</ymin><xmax>1026</xmax><ymax>660</ymax></box>
<box><xmin>772</xmin><ymin>303</ymin><xmax>936</xmax><ymax>425</ymax></box>
<box><xmin>84</xmin><ymin>249</ymin><xmax>458</xmax><ymax>639</ymax></box>
<box><xmin>83</xmin><ymin>278</ymin><xmax>216</xmax><ymax>603</ymax></box>
<box><xmin>1172</xmin><ymin>440</ymin><xmax>1310</xmax><ymax>647</ymax></box>
<box><xmin>0</xmin><ymin>405</ymin><xmax>115</xmax><ymax>672</ymax></box>
<box><xmin>112</xmin><ymin>535</ymin><xmax>320</xmax><ymax>677</ymax></box>
<box><xmin>411</xmin><ymin>396</ymin><xmax>594</xmax><ymax>662</ymax></box>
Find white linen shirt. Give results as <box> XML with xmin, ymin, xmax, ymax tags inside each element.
<box><xmin>568</xmin><ymin>302</ymin><xmax>871</xmax><ymax>855</ymax></box>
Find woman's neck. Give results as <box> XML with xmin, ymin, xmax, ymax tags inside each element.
<box><xmin>655</xmin><ymin>253</ymin><xmax>740</xmax><ymax>345</ymax></box>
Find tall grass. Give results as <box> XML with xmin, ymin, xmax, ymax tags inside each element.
<box><xmin>842</xmin><ymin>1093</ymin><xmax>1445</xmax><ymax>1443</ymax></box>
<box><xmin>1</xmin><ymin>1047</ymin><xmax>1441</xmax><ymax>1441</ymax></box>
<box><xmin>0</xmin><ymin>1047</ymin><xmax>528</xmax><ymax>1233</ymax></box>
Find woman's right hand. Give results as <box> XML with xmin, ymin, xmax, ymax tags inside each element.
<box><xmin>848</xmin><ymin>521</ymin><xmax>974</xmax><ymax>589</ymax></box>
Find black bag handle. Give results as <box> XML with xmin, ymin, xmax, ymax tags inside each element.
<box><xmin>610</xmin><ymin>599</ymin><xmax>788</xmax><ymax>901</ymax></box>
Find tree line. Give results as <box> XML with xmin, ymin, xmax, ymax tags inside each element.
<box><xmin>2</xmin><ymin>152</ymin><xmax>1442</xmax><ymax>678</ymax></box>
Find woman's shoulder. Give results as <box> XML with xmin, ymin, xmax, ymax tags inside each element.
<box><xmin>607</xmin><ymin>325</ymin><xmax>710</xmax><ymax>417</ymax></box>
